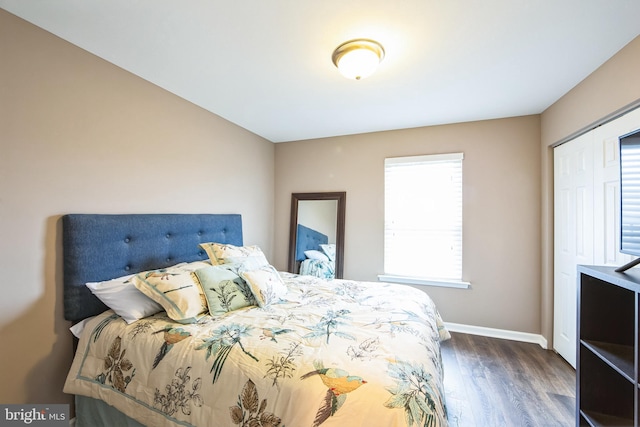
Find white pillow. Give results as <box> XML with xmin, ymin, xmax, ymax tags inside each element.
<box><xmin>86</xmin><ymin>274</ymin><xmax>163</xmax><ymax>324</ymax></box>
<box><xmin>69</xmin><ymin>315</ymin><xmax>97</xmax><ymax>338</ymax></box>
<box><xmin>304</xmin><ymin>250</ymin><xmax>330</xmax><ymax>262</ymax></box>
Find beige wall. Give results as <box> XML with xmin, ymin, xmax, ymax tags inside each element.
<box><xmin>539</xmin><ymin>36</ymin><xmax>640</xmax><ymax>344</ymax></box>
<box><xmin>542</xmin><ymin>36</ymin><xmax>640</xmax><ymax>148</ymax></box>
<box><xmin>0</xmin><ymin>10</ymin><xmax>274</xmax><ymax>405</ymax></box>
<box><xmin>274</xmin><ymin>116</ymin><xmax>542</xmax><ymax>333</ymax></box>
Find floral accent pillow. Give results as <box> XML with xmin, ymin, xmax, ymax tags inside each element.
<box><xmin>193</xmin><ymin>265</ymin><xmax>257</xmax><ymax>316</ymax></box>
<box><xmin>239</xmin><ymin>265</ymin><xmax>288</xmax><ymax>308</ymax></box>
<box><xmin>131</xmin><ymin>262</ymin><xmax>210</xmax><ymax>323</ymax></box>
<box><xmin>200</xmin><ymin>243</ymin><xmax>269</xmax><ymax>268</ymax></box>
<box><xmin>320</xmin><ymin>244</ymin><xmax>336</xmax><ymax>262</ymax></box>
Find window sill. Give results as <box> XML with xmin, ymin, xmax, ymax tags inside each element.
<box><xmin>378</xmin><ymin>274</ymin><xmax>470</xmax><ymax>289</ymax></box>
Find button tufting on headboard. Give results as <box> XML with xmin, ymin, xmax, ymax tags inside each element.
<box><xmin>62</xmin><ymin>213</ymin><xmax>243</xmax><ymax>322</ymax></box>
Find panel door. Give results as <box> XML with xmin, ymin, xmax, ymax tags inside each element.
<box><xmin>553</xmin><ymin>133</ymin><xmax>594</xmax><ymax>368</ymax></box>
<box><xmin>553</xmin><ymin>107</ymin><xmax>640</xmax><ymax>367</ymax></box>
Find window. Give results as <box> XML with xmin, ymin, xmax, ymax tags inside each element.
<box><xmin>379</xmin><ymin>153</ymin><xmax>469</xmax><ymax>288</ymax></box>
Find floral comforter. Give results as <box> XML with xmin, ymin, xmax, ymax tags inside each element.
<box><xmin>64</xmin><ymin>274</ymin><xmax>450</xmax><ymax>427</ymax></box>
<box><xmin>298</xmin><ymin>259</ymin><xmax>335</xmax><ymax>279</ymax></box>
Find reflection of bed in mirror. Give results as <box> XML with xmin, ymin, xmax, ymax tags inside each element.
<box><xmin>295</xmin><ymin>224</ymin><xmax>335</xmax><ymax>279</ymax></box>
<box><xmin>288</xmin><ymin>192</ymin><xmax>345</xmax><ymax>279</ymax></box>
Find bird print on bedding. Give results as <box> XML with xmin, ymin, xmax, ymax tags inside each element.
<box><xmin>152</xmin><ymin>326</ymin><xmax>191</xmax><ymax>369</ymax></box>
<box><xmin>301</xmin><ymin>361</ymin><xmax>367</xmax><ymax>427</ymax></box>
<box><xmin>65</xmin><ymin>273</ymin><xmax>450</xmax><ymax>427</ymax></box>
<box><xmin>259</xmin><ymin>327</ymin><xmax>293</xmax><ymax>343</ymax></box>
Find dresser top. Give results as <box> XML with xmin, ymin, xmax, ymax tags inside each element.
<box><xmin>579</xmin><ymin>264</ymin><xmax>640</xmax><ymax>292</ymax></box>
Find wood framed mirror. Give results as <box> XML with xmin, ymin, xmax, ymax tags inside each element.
<box><xmin>288</xmin><ymin>192</ymin><xmax>346</xmax><ymax>279</ymax></box>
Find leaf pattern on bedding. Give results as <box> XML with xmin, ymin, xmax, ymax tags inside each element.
<box><xmin>237</xmin><ymin>279</ymin><xmax>258</xmax><ymax>306</ymax></box>
<box><xmin>292</xmin><ymin>281</ymin><xmax>336</xmax><ymax>308</ymax></box>
<box><xmin>229</xmin><ymin>379</ymin><xmax>282</xmax><ymax>427</ymax></box>
<box><xmin>264</xmin><ymin>342</ymin><xmax>302</xmax><ymax>388</ymax></box>
<box><xmin>266</xmin><ymin>311</ymin><xmax>303</xmax><ymax>326</ymax></box>
<box><xmin>196</xmin><ymin>323</ymin><xmax>259</xmax><ymax>383</ymax></box>
<box><xmin>154</xmin><ymin>367</ymin><xmax>203</xmax><ymax>416</ymax></box>
<box><xmin>365</xmin><ymin>309</ymin><xmax>429</xmax><ymax>339</ymax></box>
<box><xmin>346</xmin><ymin>337</ymin><xmax>380</xmax><ymax>361</ymax></box>
<box><xmin>90</xmin><ymin>313</ymin><xmax>119</xmax><ymax>343</ymax></box>
<box><xmin>332</xmin><ymin>281</ymin><xmax>369</xmax><ymax>303</ymax></box>
<box><xmin>384</xmin><ymin>360</ymin><xmax>446</xmax><ymax>427</ymax></box>
<box><xmin>211</xmin><ymin>280</ymin><xmax>239</xmax><ymax>311</ymax></box>
<box><xmin>128</xmin><ymin>319</ymin><xmax>154</xmax><ymax>339</ymax></box>
<box><xmin>65</xmin><ymin>274</ymin><xmax>450</xmax><ymax>427</ymax></box>
<box><xmin>303</xmin><ymin>309</ymin><xmax>356</xmax><ymax>344</ymax></box>
<box><xmin>95</xmin><ymin>336</ymin><xmax>135</xmax><ymax>393</ymax></box>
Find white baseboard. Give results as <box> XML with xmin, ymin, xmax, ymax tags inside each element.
<box><xmin>445</xmin><ymin>322</ymin><xmax>548</xmax><ymax>349</ymax></box>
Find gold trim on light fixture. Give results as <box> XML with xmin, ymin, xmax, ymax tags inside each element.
<box><xmin>332</xmin><ymin>39</ymin><xmax>385</xmax><ymax>80</ymax></box>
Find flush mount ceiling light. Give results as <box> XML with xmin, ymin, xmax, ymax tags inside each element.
<box><xmin>332</xmin><ymin>39</ymin><xmax>385</xmax><ymax>80</ymax></box>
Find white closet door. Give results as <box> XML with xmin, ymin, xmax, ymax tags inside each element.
<box><xmin>554</xmin><ymin>133</ymin><xmax>594</xmax><ymax>368</ymax></box>
<box><xmin>552</xmin><ymin>107</ymin><xmax>640</xmax><ymax>367</ymax></box>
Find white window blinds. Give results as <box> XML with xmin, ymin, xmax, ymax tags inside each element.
<box><xmin>384</xmin><ymin>153</ymin><xmax>464</xmax><ymax>282</ymax></box>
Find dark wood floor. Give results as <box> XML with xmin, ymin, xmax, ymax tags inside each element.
<box><xmin>441</xmin><ymin>332</ymin><xmax>576</xmax><ymax>427</ymax></box>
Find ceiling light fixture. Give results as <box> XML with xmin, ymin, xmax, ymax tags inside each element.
<box><xmin>332</xmin><ymin>39</ymin><xmax>385</xmax><ymax>80</ymax></box>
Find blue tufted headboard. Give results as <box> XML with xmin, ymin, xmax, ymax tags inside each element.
<box><xmin>295</xmin><ymin>224</ymin><xmax>328</xmax><ymax>262</ymax></box>
<box><xmin>62</xmin><ymin>213</ymin><xmax>243</xmax><ymax>322</ymax></box>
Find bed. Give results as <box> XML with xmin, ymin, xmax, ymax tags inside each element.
<box><xmin>62</xmin><ymin>213</ymin><xmax>450</xmax><ymax>427</ymax></box>
<box><xmin>295</xmin><ymin>224</ymin><xmax>335</xmax><ymax>279</ymax></box>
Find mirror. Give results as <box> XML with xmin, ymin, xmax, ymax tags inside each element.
<box><xmin>288</xmin><ymin>192</ymin><xmax>346</xmax><ymax>279</ymax></box>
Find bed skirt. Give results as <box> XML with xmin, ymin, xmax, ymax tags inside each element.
<box><xmin>75</xmin><ymin>395</ymin><xmax>145</xmax><ymax>427</ymax></box>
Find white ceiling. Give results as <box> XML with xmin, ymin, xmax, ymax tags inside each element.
<box><xmin>2</xmin><ymin>1</ymin><xmax>640</xmax><ymax>143</ymax></box>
